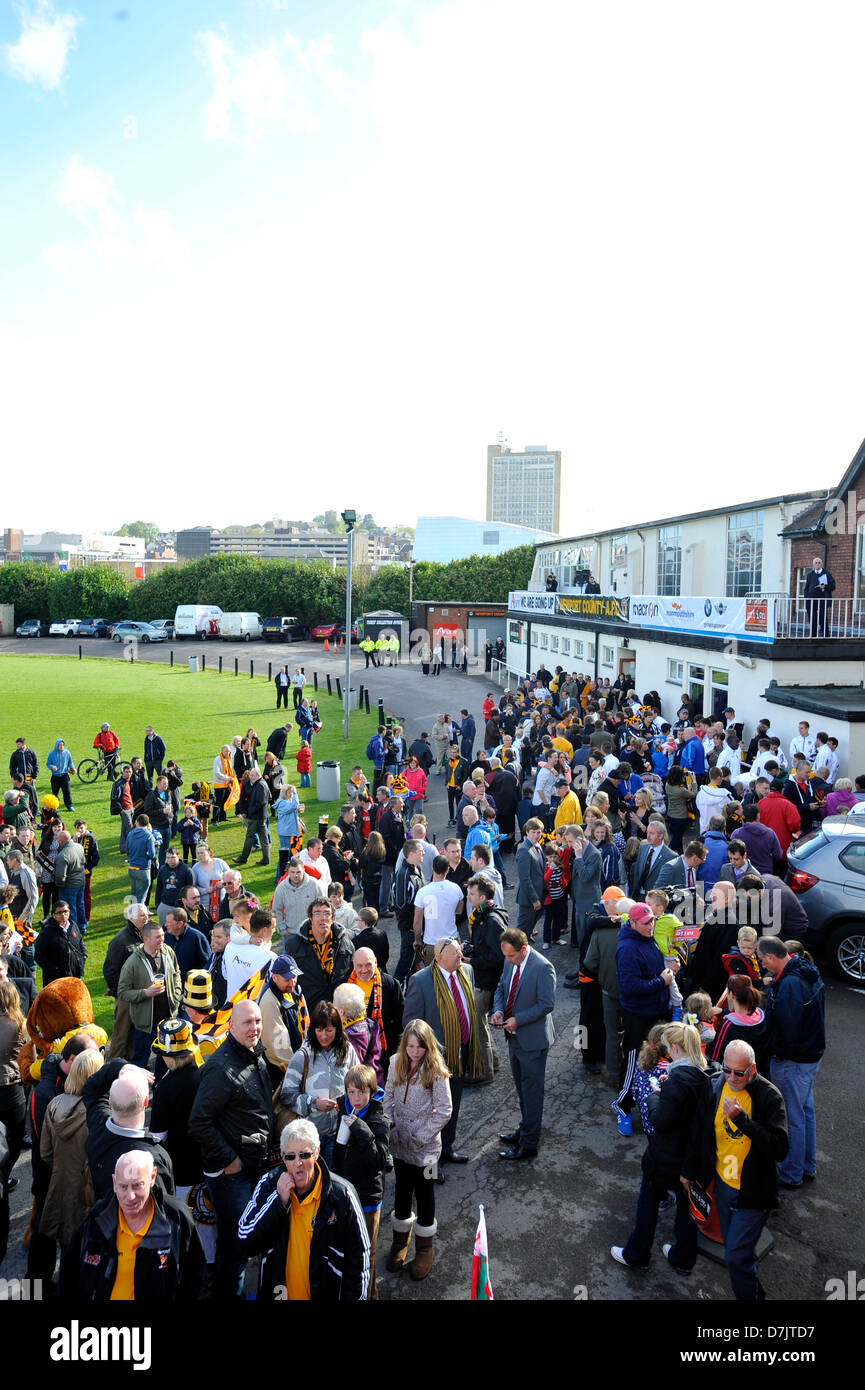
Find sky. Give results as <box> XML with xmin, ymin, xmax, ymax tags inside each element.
<box><xmin>3</xmin><ymin>0</ymin><xmax>865</xmax><ymax>536</ymax></box>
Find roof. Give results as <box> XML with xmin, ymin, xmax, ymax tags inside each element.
<box><xmin>780</xmin><ymin>434</ymin><xmax>865</xmax><ymax>536</ymax></box>
<box><xmin>538</xmin><ymin>490</ymin><xmax>822</xmax><ymax>550</ymax></box>
<box><xmin>763</xmin><ymin>683</ymin><xmax>865</xmax><ymax>722</ymax></box>
<box><xmin>780</xmin><ymin>497</ymin><xmax>832</xmax><ymax>537</ymax></box>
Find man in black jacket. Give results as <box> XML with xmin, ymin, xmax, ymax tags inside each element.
<box><xmin>392</xmin><ymin>840</ymin><xmax>425</xmax><ymax>985</ymax></box>
<box><xmin>238</xmin><ymin>1117</ymin><xmax>369</xmax><ymax>1300</ymax></box>
<box><xmin>188</xmin><ymin>999</ymin><xmax>274</xmax><ymax>1298</ymax></box>
<box><xmin>33</xmin><ymin>900</ymin><xmax>86</xmax><ymax>985</ymax></box>
<box><xmin>408</xmin><ymin>733</ymin><xmax>434</xmax><ymax>775</ymax></box>
<box><xmin>377</xmin><ymin>796</ymin><xmax>406</xmax><ymax>917</ymax></box>
<box><xmin>83</xmin><ymin>1059</ymin><xmax>175</xmax><ymax>1201</ymax></box>
<box><xmin>142</xmin><ymin>774</ymin><xmax>175</xmax><ymax>866</ymax></box>
<box><xmin>61</xmin><ymin>1150</ymin><xmax>204</xmax><ymax>1301</ymax></box>
<box><xmin>103</xmin><ymin>902</ymin><xmax>149</xmax><ymax>1059</ymax></box>
<box><xmin>758</xmin><ymin>937</ymin><xmax>824</xmax><ymax>1188</ymax></box>
<box><xmin>686</xmin><ymin>1039</ymin><xmax>788</xmax><ymax>1300</ymax></box>
<box><xmin>266</xmin><ymin>722</ymin><xmax>292</xmax><ymax>761</ymax></box>
<box><xmin>143</xmin><ymin>726</ymin><xmax>166</xmax><ymax>781</ymax></box>
<box><xmin>351</xmin><ymin>946</ymin><xmax>402</xmax><ymax>1076</ymax></box>
<box><xmin>803</xmin><ymin>555</ymin><xmax>835</xmax><ymax>636</ymax></box>
<box><xmin>9</xmin><ymin>737</ymin><xmax>38</xmax><ymax>783</ymax></box>
<box><xmin>233</xmin><ymin>768</ymin><xmax>271</xmax><ymax>866</ymax></box>
<box><xmin>283</xmin><ymin>902</ymin><xmax>354</xmax><ymax>1009</ymax></box>
<box><xmin>463</xmin><ymin>875</ymin><xmax>506</xmax><ymax>1085</ymax></box>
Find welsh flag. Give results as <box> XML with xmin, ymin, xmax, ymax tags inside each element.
<box><xmin>470</xmin><ymin>1205</ymin><xmax>493</xmax><ymax>1300</ymax></box>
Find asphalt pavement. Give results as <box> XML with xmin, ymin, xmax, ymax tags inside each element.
<box><xmin>2</xmin><ymin>634</ymin><xmax>863</xmax><ymax>1304</ymax></box>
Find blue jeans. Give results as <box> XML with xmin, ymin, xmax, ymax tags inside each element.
<box><xmin>770</xmin><ymin>1058</ymin><xmax>819</xmax><ymax>1183</ymax></box>
<box><xmin>300</xmin><ymin>772</ymin><xmax>311</xmax><ymax>788</ymax></box>
<box><xmin>622</xmin><ymin>1173</ymin><xmax>697</xmax><ymax>1270</ymax></box>
<box><xmin>206</xmin><ymin>1169</ymin><xmax>256</xmax><ymax>1299</ymax></box>
<box><xmin>713</xmin><ymin>1176</ymin><xmax>768</xmax><ymax>1300</ymax></box>
<box><xmin>157</xmin><ymin>827</ymin><xmax>172</xmax><ymax>868</ymax></box>
<box><xmin>393</xmin><ymin>928</ymin><xmax>416</xmax><ymax>985</ymax></box>
<box><xmin>132</xmin><ymin>1026</ymin><xmax>156</xmax><ymax>1068</ymax></box>
<box><xmin>66</xmin><ymin>882</ymin><xmax>87</xmax><ymax>931</ymax></box>
<box><xmin>128</xmin><ymin>868</ymin><xmax>151</xmax><ymax>902</ymax></box>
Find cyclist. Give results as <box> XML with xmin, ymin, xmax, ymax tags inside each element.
<box><xmin>93</xmin><ymin>722</ymin><xmax>121</xmax><ymax>782</ymax></box>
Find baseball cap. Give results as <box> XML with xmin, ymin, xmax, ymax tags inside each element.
<box><xmin>601</xmin><ymin>886</ymin><xmax>625</xmax><ymax>902</ymax></box>
<box><xmin>272</xmin><ymin>953</ymin><xmax>302</xmax><ymax>978</ymax></box>
<box><xmin>628</xmin><ymin>903</ymin><xmax>654</xmax><ymax>926</ymax></box>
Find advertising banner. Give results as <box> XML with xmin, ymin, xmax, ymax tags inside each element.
<box><xmin>508</xmin><ymin>592</ymin><xmax>557</xmax><ymax>615</ymax></box>
<box><xmin>557</xmin><ymin>595</ymin><xmax>630</xmax><ymax>623</ymax></box>
<box><xmin>629</xmin><ymin>596</ymin><xmax>775</xmax><ymax>643</ymax></box>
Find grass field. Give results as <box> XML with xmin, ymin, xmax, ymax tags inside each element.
<box><xmin>1</xmin><ymin>654</ymin><xmax>377</xmax><ymax>1032</ymax></box>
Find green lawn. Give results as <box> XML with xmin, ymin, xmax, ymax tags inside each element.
<box><xmin>1</xmin><ymin>654</ymin><xmax>376</xmax><ymax>1032</ymax></box>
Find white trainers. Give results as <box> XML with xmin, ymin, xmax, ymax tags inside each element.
<box><xmin>663</xmin><ymin>1243</ymin><xmax>691</xmax><ymax>1274</ymax></box>
<box><xmin>610</xmin><ymin>1246</ymin><xmax>629</xmax><ymax>1266</ymax></box>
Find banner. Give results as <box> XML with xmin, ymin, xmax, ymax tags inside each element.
<box><xmin>557</xmin><ymin>594</ymin><xmax>630</xmax><ymax>623</ymax></box>
<box><xmin>508</xmin><ymin>591</ymin><xmax>557</xmax><ymax>614</ymax></box>
<box><xmin>629</xmin><ymin>595</ymin><xmax>775</xmax><ymax>643</ymax></box>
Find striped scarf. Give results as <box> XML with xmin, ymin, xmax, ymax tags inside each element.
<box><xmin>292</xmin><ymin>986</ymin><xmax>310</xmax><ymax>1040</ymax></box>
<box><xmin>348</xmin><ymin>968</ymin><xmax>385</xmax><ymax>1049</ymax></box>
<box><xmin>199</xmin><ymin>964</ymin><xmax>274</xmax><ymax>1053</ymax></box>
<box><xmin>312</xmin><ymin>932</ymin><xmax>334</xmax><ymax>976</ymax></box>
<box><xmin>17</xmin><ymin>920</ymin><xmax>38</xmax><ymax>947</ymax></box>
<box><xmin>219</xmin><ymin>754</ymin><xmax>240</xmax><ymax>810</ymax></box>
<box><xmin>431</xmin><ymin>964</ymin><xmax>482</xmax><ymax>1079</ymax></box>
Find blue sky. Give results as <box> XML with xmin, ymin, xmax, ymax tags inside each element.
<box><xmin>4</xmin><ymin>1</ymin><xmax>865</xmax><ymax>536</ymax></box>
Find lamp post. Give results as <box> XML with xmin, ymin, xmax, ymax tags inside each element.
<box><xmin>342</xmin><ymin>510</ymin><xmax>356</xmax><ymax>738</ymax></box>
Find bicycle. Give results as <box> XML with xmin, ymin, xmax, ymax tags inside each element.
<box><xmin>76</xmin><ymin>747</ymin><xmax>132</xmax><ymax>785</ymax></box>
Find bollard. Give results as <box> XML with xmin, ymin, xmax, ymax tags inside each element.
<box><xmin>358</xmin><ymin>684</ymin><xmax>364</xmax><ymax>704</ymax></box>
<box><xmin>200</xmin><ymin>654</ymin><xmax>205</xmax><ymax>671</ymax></box>
<box><xmin>377</xmin><ymin>699</ymin><xmax>385</xmax><ymax>725</ymax></box>
<box><xmin>326</xmin><ymin>674</ymin><xmax>332</xmax><ymax>696</ymax></box>
<box><xmin>313</xmin><ymin>671</ymin><xmax>318</xmax><ymax>691</ymax></box>
<box><xmin>250</xmin><ymin>660</ymin><xmax>254</xmax><ymax>679</ymax></box>
<box><xmin>170</xmin><ymin>650</ymin><xmax>174</xmax><ymax>668</ymax></box>
<box><xmin>268</xmin><ymin>662</ymin><xmax>272</xmax><ymax>681</ymax></box>
<box><xmin>364</xmin><ymin>689</ymin><xmax>371</xmax><ymax>715</ymax></box>
<box><xmin>234</xmin><ymin>658</ymin><xmax>238</xmax><ymax>677</ymax></box>
<box><xmin>78</xmin><ymin>644</ymin><xmax>82</xmax><ymax>660</ymax></box>
<box><xmin>336</xmin><ymin>678</ymin><xmax>342</xmax><ymax>700</ymax></box>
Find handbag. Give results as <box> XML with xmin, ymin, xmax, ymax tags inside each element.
<box><xmin>687</xmin><ymin>1177</ymin><xmax>713</xmax><ymax>1224</ymax></box>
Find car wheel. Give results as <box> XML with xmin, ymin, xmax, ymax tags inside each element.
<box><xmin>66</xmin><ymin>630</ymin><xmax>74</xmax><ymax>638</ymax></box>
<box><xmin>828</xmin><ymin>923</ymin><xmax>865</xmax><ymax>984</ymax></box>
<box><xmin>113</xmin><ymin>634</ymin><xmax>122</xmax><ymax>642</ymax></box>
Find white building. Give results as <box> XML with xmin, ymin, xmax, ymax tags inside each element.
<box><xmin>413</xmin><ymin>515</ymin><xmax>555</xmax><ymax>564</ymax></box>
<box><xmin>504</xmin><ymin>442</ymin><xmax>865</xmax><ymax>774</ymax></box>
<box><xmin>486</xmin><ymin>443</ymin><xmax>563</xmax><ymax>531</ymax></box>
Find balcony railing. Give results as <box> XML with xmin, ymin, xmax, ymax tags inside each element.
<box><xmin>771</xmin><ymin>596</ymin><xmax>865</xmax><ymax>640</ymax></box>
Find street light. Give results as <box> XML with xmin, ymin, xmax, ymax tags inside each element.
<box><xmin>341</xmin><ymin>510</ymin><xmax>356</xmax><ymax>738</ymax></box>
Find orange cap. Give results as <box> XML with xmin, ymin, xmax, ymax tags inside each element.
<box><xmin>601</xmin><ymin>885</ymin><xmax>625</xmax><ymax>901</ymax></box>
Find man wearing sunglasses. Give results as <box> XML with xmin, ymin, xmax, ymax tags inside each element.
<box><xmin>238</xmin><ymin>1117</ymin><xmax>370</xmax><ymax>1300</ymax></box>
<box><xmin>685</xmin><ymin>1039</ymin><xmax>788</xmax><ymax>1301</ymax></box>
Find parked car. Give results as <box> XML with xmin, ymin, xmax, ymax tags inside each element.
<box><xmin>111</xmin><ymin>621</ymin><xmax>168</xmax><ymax>644</ymax></box>
<box><xmin>310</xmin><ymin>621</ymin><xmax>342</xmax><ymax>641</ymax></box>
<box><xmin>48</xmin><ymin>618</ymin><xmax>82</xmax><ymax>637</ymax></box>
<box><xmin>16</xmin><ymin>618</ymin><xmax>47</xmax><ymax>638</ymax></box>
<box><xmin>149</xmin><ymin>619</ymin><xmax>175</xmax><ymax>638</ymax></box>
<box><xmin>786</xmin><ymin>816</ymin><xmax>865</xmax><ymax>983</ymax></box>
<box><xmin>78</xmin><ymin>618</ymin><xmax>111</xmax><ymax>638</ymax></box>
<box><xmin>261</xmin><ymin>615</ymin><xmax>308</xmax><ymax>643</ymax></box>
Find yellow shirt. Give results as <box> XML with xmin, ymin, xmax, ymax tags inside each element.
<box><xmin>554</xmin><ymin>791</ymin><xmax>582</xmax><ymax>828</ymax></box>
<box><xmin>284</xmin><ymin>1166</ymin><xmax>323</xmax><ymax>1301</ymax></box>
<box><xmin>110</xmin><ymin>1203</ymin><xmax>155</xmax><ymax>1301</ymax></box>
<box><xmin>356</xmin><ymin>977</ymin><xmax>375</xmax><ymax>1010</ymax></box>
<box><xmin>714</xmin><ymin>1083</ymin><xmax>752</xmax><ymax>1190</ymax></box>
<box><xmin>552</xmin><ymin>737</ymin><xmax>574</xmax><ymax>759</ymax></box>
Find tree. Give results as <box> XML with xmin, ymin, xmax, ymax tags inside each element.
<box><xmin>117</xmin><ymin>521</ymin><xmax>159</xmax><ymax>545</ymax></box>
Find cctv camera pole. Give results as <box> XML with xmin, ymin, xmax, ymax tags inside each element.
<box><xmin>344</xmin><ymin>522</ymin><xmax>353</xmax><ymax>739</ymax></box>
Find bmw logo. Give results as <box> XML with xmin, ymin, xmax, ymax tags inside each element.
<box><xmin>704</xmin><ymin>600</ymin><xmax>713</xmax><ymax>617</ymax></box>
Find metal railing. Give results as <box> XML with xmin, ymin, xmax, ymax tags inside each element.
<box><xmin>771</xmin><ymin>596</ymin><xmax>865</xmax><ymax>640</ymax></box>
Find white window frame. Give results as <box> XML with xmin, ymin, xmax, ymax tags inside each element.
<box><xmin>562</xmin><ymin>637</ymin><xmax>571</xmax><ymax>656</ymax></box>
<box><xmin>667</xmin><ymin>658</ymin><xmax>684</xmax><ymax>683</ymax></box>
<box><xmin>540</xmin><ymin>632</ymin><xmax>549</xmax><ymax>650</ymax></box>
<box><xmin>602</xmin><ymin>645</ymin><xmax>614</xmax><ymax>666</ymax></box>
<box><xmin>550</xmin><ymin>634</ymin><xmax>559</xmax><ymax>652</ymax></box>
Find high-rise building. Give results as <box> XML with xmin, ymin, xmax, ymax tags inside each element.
<box><xmin>486</xmin><ymin>444</ymin><xmax>561</xmax><ymax>531</ymax></box>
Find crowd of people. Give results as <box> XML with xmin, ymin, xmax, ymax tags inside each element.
<box><xmin>0</xmin><ymin>662</ymin><xmax>842</xmax><ymax>1300</ymax></box>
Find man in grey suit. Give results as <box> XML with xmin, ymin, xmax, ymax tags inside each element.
<box><xmin>655</xmin><ymin>840</ymin><xmax>707</xmax><ymax>892</ymax></box>
<box><xmin>404</xmin><ymin>936</ymin><xmax>483</xmax><ymax>1169</ymax></box>
<box><xmin>628</xmin><ymin>821</ymin><xmax>677</xmax><ymax>898</ymax></box>
<box><xmin>515</xmin><ymin>818</ymin><xmax>546</xmax><ymax>939</ymax></box>
<box><xmin>492</xmin><ymin>927</ymin><xmax>556</xmax><ymax>1160</ymax></box>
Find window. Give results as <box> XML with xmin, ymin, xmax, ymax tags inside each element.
<box><xmin>611</xmin><ymin>534</ymin><xmax>628</xmax><ymax>568</ymax></box>
<box><xmin>726</xmin><ymin>510</ymin><xmax>764</xmax><ymax>596</ymax></box>
<box><xmin>668</xmin><ymin>658</ymin><xmax>684</xmax><ymax>682</ymax></box>
<box><xmin>574</xmin><ymin>640</ymin><xmax>583</xmax><ymax>658</ymax></box>
<box><xmin>550</xmin><ymin>634</ymin><xmax>559</xmax><ymax>652</ymax></box>
<box><xmin>657</xmin><ymin>525</ymin><xmax>682</xmax><ymax>595</ymax></box>
<box><xmin>585</xmin><ymin>641</ymin><xmax>595</xmax><ymax>661</ymax></box>
<box><xmin>602</xmin><ymin>645</ymin><xmax>614</xmax><ymax>666</ymax></box>
<box><xmin>840</xmin><ymin>843</ymin><xmax>865</xmax><ymax>876</ymax></box>
<box><xmin>562</xmin><ymin>637</ymin><xmax>571</xmax><ymax>656</ymax></box>
<box><xmin>540</xmin><ymin>632</ymin><xmax>548</xmax><ymax>650</ymax></box>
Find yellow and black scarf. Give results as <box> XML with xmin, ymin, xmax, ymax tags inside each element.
<box><xmin>349</xmin><ymin>967</ymin><xmax>385</xmax><ymax>1050</ymax></box>
<box><xmin>312</xmin><ymin>932</ymin><xmax>334</xmax><ymax>977</ymax></box>
<box><xmin>431</xmin><ymin>964</ymin><xmax>482</xmax><ymax>1079</ymax></box>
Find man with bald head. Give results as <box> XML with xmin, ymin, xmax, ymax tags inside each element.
<box><xmin>348</xmin><ymin>945</ymin><xmax>403</xmax><ymax>1083</ymax></box>
<box><xmin>61</xmin><ymin>1149</ymin><xmax>205</xmax><ymax>1302</ymax></box>
<box><xmin>83</xmin><ymin>1060</ymin><xmax>175</xmax><ymax>1201</ymax></box>
<box><xmin>189</xmin><ymin>998</ymin><xmax>274</xmax><ymax>1297</ymax></box>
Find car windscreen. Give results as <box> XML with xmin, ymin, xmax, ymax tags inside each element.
<box><xmin>788</xmin><ymin>831</ymin><xmax>827</xmax><ymax>861</ymax></box>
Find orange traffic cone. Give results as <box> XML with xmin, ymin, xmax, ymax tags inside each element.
<box><xmin>339</xmin><ymin>636</ymin><xmax>344</xmax><ymax>648</ymax></box>
<box><xmin>324</xmin><ymin>638</ymin><xmax>329</xmax><ymax>651</ymax></box>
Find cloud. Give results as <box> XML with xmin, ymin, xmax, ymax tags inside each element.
<box><xmin>43</xmin><ymin>156</ymin><xmax>187</xmax><ymax>278</ymax></box>
<box><xmin>4</xmin><ymin>0</ymin><xmax>80</xmax><ymax>91</ymax></box>
<box><xmin>197</xmin><ymin>26</ymin><xmax>347</xmax><ymax>144</ymax></box>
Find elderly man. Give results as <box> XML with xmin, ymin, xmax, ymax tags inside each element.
<box><xmin>212</xmin><ymin>867</ymin><xmax>246</xmax><ymax>919</ymax></box>
<box><xmin>431</xmin><ymin>715</ymin><xmax>452</xmax><ymax>774</ymax></box>
<box><xmin>259</xmin><ymin>953</ymin><xmax>308</xmax><ymax>1075</ymax></box>
<box><xmin>52</xmin><ymin>828</ymin><xmax>88</xmax><ymax>931</ymax></box>
<box><xmin>238</xmin><ymin>1117</ymin><xmax>370</xmax><ymax>1300</ymax></box>
<box><xmin>686</xmin><ymin>1040</ymin><xmax>788</xmax><ymax>1300</ymax></box>
<box><xmin>273</xmin><ymin>856</ymin><xmax>325</xmax><ymax>944</ymax></box>
<box><xmin>283</xmin><ymin>899</ymin><xmax>354</xmax><ymax>1010</ymax></box>
<box><xmin>104</xmin><ymin>902</ymin><xmax>150</xmax><ymax>1060</ymax></box>
<box><xmin>212</xmin><ymin>744</ymin><xmax>237</xmax><ymax>825</ymax></box>
<box><xmin>234</xmin><ymin>767</ymin><xmax>271</xmax><ymax>867</ymax></box>
<box><xmin>61</xmin><ymin>1150</ymin><xmax>203</xmax><ymax>1302</ymax></box>
<box><xmin>492</xmin><ymin>926</ymin><xmax>556</xmax><ymax>1158</ymax></box>
<box><xmin>83</xmin><ymin>1061</ymin><xmax>175</xmax><ymax>1200</ymax></box>
<box><xmin>404</xmin><ymin>936</ymin><xmax>483</xmax><ymax>1169</ymax></box>
<box><xmin>349</xmin><ymin>946</ymin><xmax>403</xmax><ymax>1082</ymax></box>
<box><xmin>117</xmin><ymin>919</ymin><xmax>182</xmax><ymax>1067</ymax></box>
<box><xmin>628</xmin><ymin>820</ymin><xmax>677</xmax><ymax>898</ymax></box>
<box><xmin>189</xmin><ymin>999</ymin><xmax>275</xmax><ymax>1298</ymax></box>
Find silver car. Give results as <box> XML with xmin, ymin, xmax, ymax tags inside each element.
<box><xmin>786</xmin><ymin>816</ymin><xmax>865</xmax><ymax>983</ymax></box>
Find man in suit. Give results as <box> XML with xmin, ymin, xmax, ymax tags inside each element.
<box><xmin>656</xmin><ymin>840</ymin><xmax>707</xmax><ymax>892</ymax></box>
<box><xmin>492</xmin><ymin>927</ymin><xmax>556</xmax><ymax>1160</ymax></box>
<box><xmin>515</xmin><ymin>817</ymin><xmax>546</xmax><ymax>939</ymax></box>
<box><xmin>403</xmin><ymin>937</ymin><xmax>483</xmax><ymax>1169</ymax></box>
<box><xmin>628</xmin><ymin>821</ymin><xmax>676</xmax><ymax>898</ymax></box>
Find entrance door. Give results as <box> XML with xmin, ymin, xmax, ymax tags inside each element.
<box><xmin>688</xmin><ymin>664</ymin><xmax>705</xmax><ymax>716</ymax></box>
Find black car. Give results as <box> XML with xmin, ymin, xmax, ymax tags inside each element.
<box><xmin>16</xmin><ymin>618</ymin><xmax>47</xmax><ymax>638</ymax></box>
<box><xmin>261</xmin><ymin>615</ymin><xmax>308</xmax><ymax>642</ymax></box>
<box><xmin>78</xmin><ymin>618</ymin><xmax>111</xmax><ymax>638</ymax></box>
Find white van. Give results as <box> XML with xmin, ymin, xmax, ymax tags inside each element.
<box><xmin>174</xmin><ymin>604</ymin><xmax>223</xmax><ymax>640</ymax></box>
<box><xmin>218</xmin><ymin>611</ymin><xmax>263</xmax><ymax>642</ymax></box>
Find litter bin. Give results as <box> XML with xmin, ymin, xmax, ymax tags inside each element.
<box><xmin>346</xmin><ymin>688</ymin><xmax>358</xmax><ymax>712</ymax></box>
<box><xmin>316</xmin><ymin>760</ymin><xmax>341</xmax><ymax>802</ymax></box>
<box><xmin>188</xmin><ymin>656</ymin><xmax>198</xmax><ymax>674</ymax></box>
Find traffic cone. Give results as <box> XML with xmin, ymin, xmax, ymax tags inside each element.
<box><xmin>339</xmin><ymin>636</ymin><xmax>344</xmax><ymax>648</ymax></box>
<box><xmin>324</xmin><ymin>638</ymin><xmax>329</xmax><ymax>651</ymax></box>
